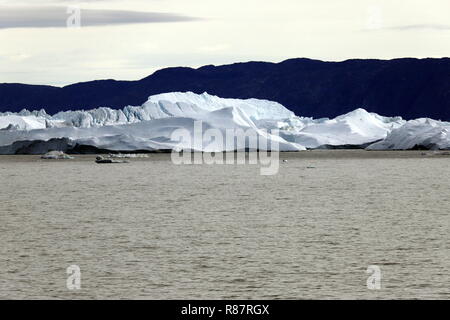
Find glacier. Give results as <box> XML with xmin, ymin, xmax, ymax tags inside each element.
<box><xmin>0</xmin><ymin>92</ymin><xmax>448</xmax><ymax>153</ymax></box>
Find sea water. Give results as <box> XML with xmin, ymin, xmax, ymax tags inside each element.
<box><xmin>0</xmin><ymin>151</ymin><xmax>448</xmax><ymax>299</ymax></box>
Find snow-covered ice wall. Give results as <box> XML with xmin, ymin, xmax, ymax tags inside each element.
<box><xmin>0</xmin><ymin>92</ymin><xmax>448</xmax><ymax>152</ymax></box>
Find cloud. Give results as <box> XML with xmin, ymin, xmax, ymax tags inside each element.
<box><xmin>384</xmin><ymin>24</ymin><xmax>450</xmax><ymax>31</ymax></box>
<box><xmin>0</xmin><ymin>6</ymin><xmax>198</xmax><ymax>29</ymax></box>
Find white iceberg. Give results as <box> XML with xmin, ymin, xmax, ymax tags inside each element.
<box><xmin>366</xmin><ymin>118</ymin><xmax>450</xmax><ymax>150</ymax></box>
<box><xmin>41</xmin><ymin>151</ymin><xmax>74</xmax><ymax>160</ymax></box>
<box><xmin>0</xmin><ymin>92</ymin><xmax>448</xmax><ymax>152</ymax></box>
<box><xmin>275</xmin><ymin>108</ymin><xmax>405</xmax><ymax>149</ymax></box>
<box><xmin>0</xmin><ymin>92</ymin><xmax>306</xmax><ymax>153</ymax></box>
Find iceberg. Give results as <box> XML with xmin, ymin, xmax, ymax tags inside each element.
<box><xmin>276</xmin><ymin>108</ymin><xmax>405</xmax><ymax>149</ymax></box>
<box><xmin>41</xmin><ymin>151</ymin><xmax>74</xmax><ymax>160</ymax></box>
<box><xmin>16</xmin><ymin>92</ymin><xmax>296</xmax><ymax>129</ymax></box>
<box><xmin>0</xmin><ymin>114</ymin><xmax>48</xmax><ymax>131</ymax></box>
<box><xmin>366</xmin><ymin>118</ymin><xmax>450</xmax><ymax>150</ymax></box>
<box><xmin>0</xmin><ymin>92</ymin><xmax>448</xmax><ymax>153</ymax></box>
<box><xmin>0</xmin><ymin>92</ymin><xmax>305</xmax><ymax>153</ymax></box>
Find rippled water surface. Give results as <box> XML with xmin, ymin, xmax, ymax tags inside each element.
<box><xmin>0</xmin><ymin>151</ymin><xmax>449</xmax><ymax>299</ymax></box>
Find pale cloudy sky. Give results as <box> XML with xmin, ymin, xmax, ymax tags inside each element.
<box><xmin>0</xmin><ymin>0</ymin><xmax>449</xmax><ymax>86</ymax></box>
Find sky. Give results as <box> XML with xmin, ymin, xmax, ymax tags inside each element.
<box><xmin>0</xmin><ymin>0</ymin><xmax>449</xmax><ymax>86</ymax></box>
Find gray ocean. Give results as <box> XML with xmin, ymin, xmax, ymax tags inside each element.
<box><xmin>0</xmin><ymin>151</ymin><xmax>449</xmax><ymax>300</ymax></box>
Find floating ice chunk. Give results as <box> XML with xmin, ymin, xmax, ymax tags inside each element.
<box><xmin>41</xmin><ymin>151</ymin><xmax>74</xmax><ymax>160</ymax></box>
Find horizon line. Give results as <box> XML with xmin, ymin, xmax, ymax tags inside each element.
<box><xmin>1</xmin><ymin>56</ymin><xmax>449</xmax><ymax>88</ymax></box>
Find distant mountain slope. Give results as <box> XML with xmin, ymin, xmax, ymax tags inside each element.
<box><xmin>1</xmin><ymin>58</ymin><xmax>449</xmax><ymax>120</ymax></box>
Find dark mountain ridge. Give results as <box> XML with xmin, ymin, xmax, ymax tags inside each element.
<box><xmin>1</xmin><ymin>57</ymin><xmax>449</xmax><ymax>120</ymax></box>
